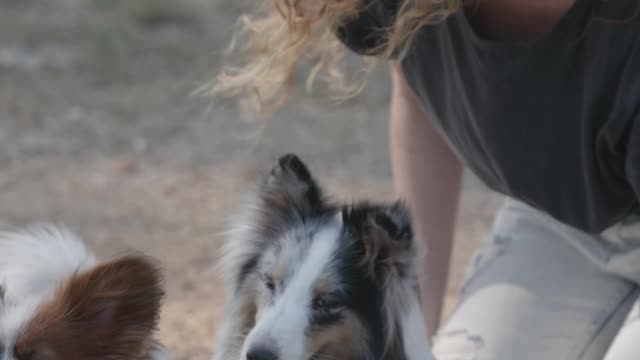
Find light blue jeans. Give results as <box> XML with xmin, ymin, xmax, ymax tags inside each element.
<box><xmin>433</xmin><ymin>199</ymin><xmax>640</xmax><ymax>360</ymax></box>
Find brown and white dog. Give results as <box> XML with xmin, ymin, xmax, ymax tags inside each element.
<box><xmin>0</xmin><ymin>225</ymin><xmax>171</xmax><ymax>360</ymax></box>
<box><xmin>211</xmin><ymin>154</ymin><xmax>435</xmax><ymax>360</ymax></box>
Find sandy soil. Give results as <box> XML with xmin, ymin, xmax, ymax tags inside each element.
<box><xmin>0</xmin><ymin>1</ymin><xmax>502</xmax><ymax>359</ymax></box>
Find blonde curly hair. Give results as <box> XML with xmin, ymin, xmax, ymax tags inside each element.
<box><xmin>206</xmin><ymin>0</ymin><xmax>463</xmax><ymax>112</ymax></box>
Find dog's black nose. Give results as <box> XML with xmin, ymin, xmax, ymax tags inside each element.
<box><xmin>246</xmin><ymin>347</ymin><xmax>278</xmax><ymax>360</ymax></box>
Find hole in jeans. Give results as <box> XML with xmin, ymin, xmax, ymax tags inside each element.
<box><xmin>459</xmin><ymin>234</ymin><xmax>511</xmax><ymax>297</ymax></box>
<box><xmin>622</xmin><ymin>299</ymin><xmax>640</xmax><ymax>328</ymax></box>
<box><xmin>433</xmin><ymin>329</ymin><xmax>484</xmax><ymax>360</ymax></box>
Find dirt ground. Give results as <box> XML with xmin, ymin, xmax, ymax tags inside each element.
<box><xmin>0</xmin><ymin>1</ymin><xmax>502</xmax><ymax>359</ymax></box>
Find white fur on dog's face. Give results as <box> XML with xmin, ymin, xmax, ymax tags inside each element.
<box><xmin>0</xmin><ymin>296</ymin><xmax>43</xmax><ymax>360</ymax></box>
<box><xmin>241</xmin><ymin>221</ymin><xmax>342</xmax><ymax>360</ymax></box>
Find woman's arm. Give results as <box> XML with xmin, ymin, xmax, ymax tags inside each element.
<box><xmin>389</xmin><ymin>63</ymin><xmax>463</xmax><ymax>338</ymax></box>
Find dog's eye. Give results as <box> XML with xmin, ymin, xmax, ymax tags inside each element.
<box><xmin>312</xmin><ymin>296</ymin><xmax>342</xmax><ymax>312</ymax></box>
<box><xmin>262</xmin><ymin>274</ymin><xmax>276</xmax><ymax>292</ymax></box>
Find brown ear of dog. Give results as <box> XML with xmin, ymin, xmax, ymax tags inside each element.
<box><xmin>15</xmin><ymin>255</ymin><xmax>164</xmax><ymax>360</ymax></box>
<box><xmin>344</xmin><ymin>202</ymin><xmax>414</xmax><ymax>283</ymax></box>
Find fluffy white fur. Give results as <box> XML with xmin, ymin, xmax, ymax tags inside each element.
<box><xmin>0</xmin><ymin>224</ymin><xmax>96</xmax><ymax>304</ymax></box>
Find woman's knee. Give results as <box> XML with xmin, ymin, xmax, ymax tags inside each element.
<box><xmin>432</xmin><ymin>201</ymin><xmax>636</xmax><ymax>360</ymax></box>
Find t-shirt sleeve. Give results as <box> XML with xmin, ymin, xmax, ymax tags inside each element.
<box><xmin>335</xmin><ymin>0</ymin><xmax>400</xmax><ymax>55</ymax></box>
<box><xmin>626</xmin><ymin>115</ymin><xmax>640</xmax><ymax>201</ymax></box>
<box><xmin>623</xmin><ymin>43</ymin><xmax>640</xmax><ymax>203</ymax></box>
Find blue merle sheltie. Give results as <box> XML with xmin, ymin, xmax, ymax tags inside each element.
<box><xmin>211</xmin><ymin>154</ymin><xmax>436</xmax><ymax>360</ymax></box>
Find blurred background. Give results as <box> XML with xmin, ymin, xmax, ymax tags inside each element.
<box><xmin>0</xmin><ymin>0</ymin><xmax>502</xmax><ymax>358</ymax></box>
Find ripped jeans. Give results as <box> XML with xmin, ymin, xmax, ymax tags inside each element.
<box><xmin>433</xmin><ymin>198</ymin><xmax>640</xmax><ymax>360</ymax></box>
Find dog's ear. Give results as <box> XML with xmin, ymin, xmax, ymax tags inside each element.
<box><xmin>0</xmin><ymin>284</ymin><xmax>5</xmax><ymax>304</ymax></box>
<box><xmin>345</xmin><ymin>202</ymin><xmax>414</xmax><ymax>282</ymax></box>
<box><xmin>258</xmin><ymin>154</ymin><xmax>325</xmax><ymax>224</ymax></box>
<box><xmin>270</xmin><ymin>154</ymin><xmax>314</xmax><ymax>186</ymax></box>
<box><xmin>16</xmin><ymin>256</ymin><xmax>164</xmax><ymax>360</ymax></box>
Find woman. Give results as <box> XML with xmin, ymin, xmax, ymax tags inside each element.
<box><xmin>212</xmin><ymin>0</ymin><xmax>640</xmax><ymax>358</ymax></box>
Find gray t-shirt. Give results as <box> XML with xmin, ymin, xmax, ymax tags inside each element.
<box><xmin>338</xmin><ymin>0</ymin><xmax>640</xmax><ymax>233</ymax></box>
